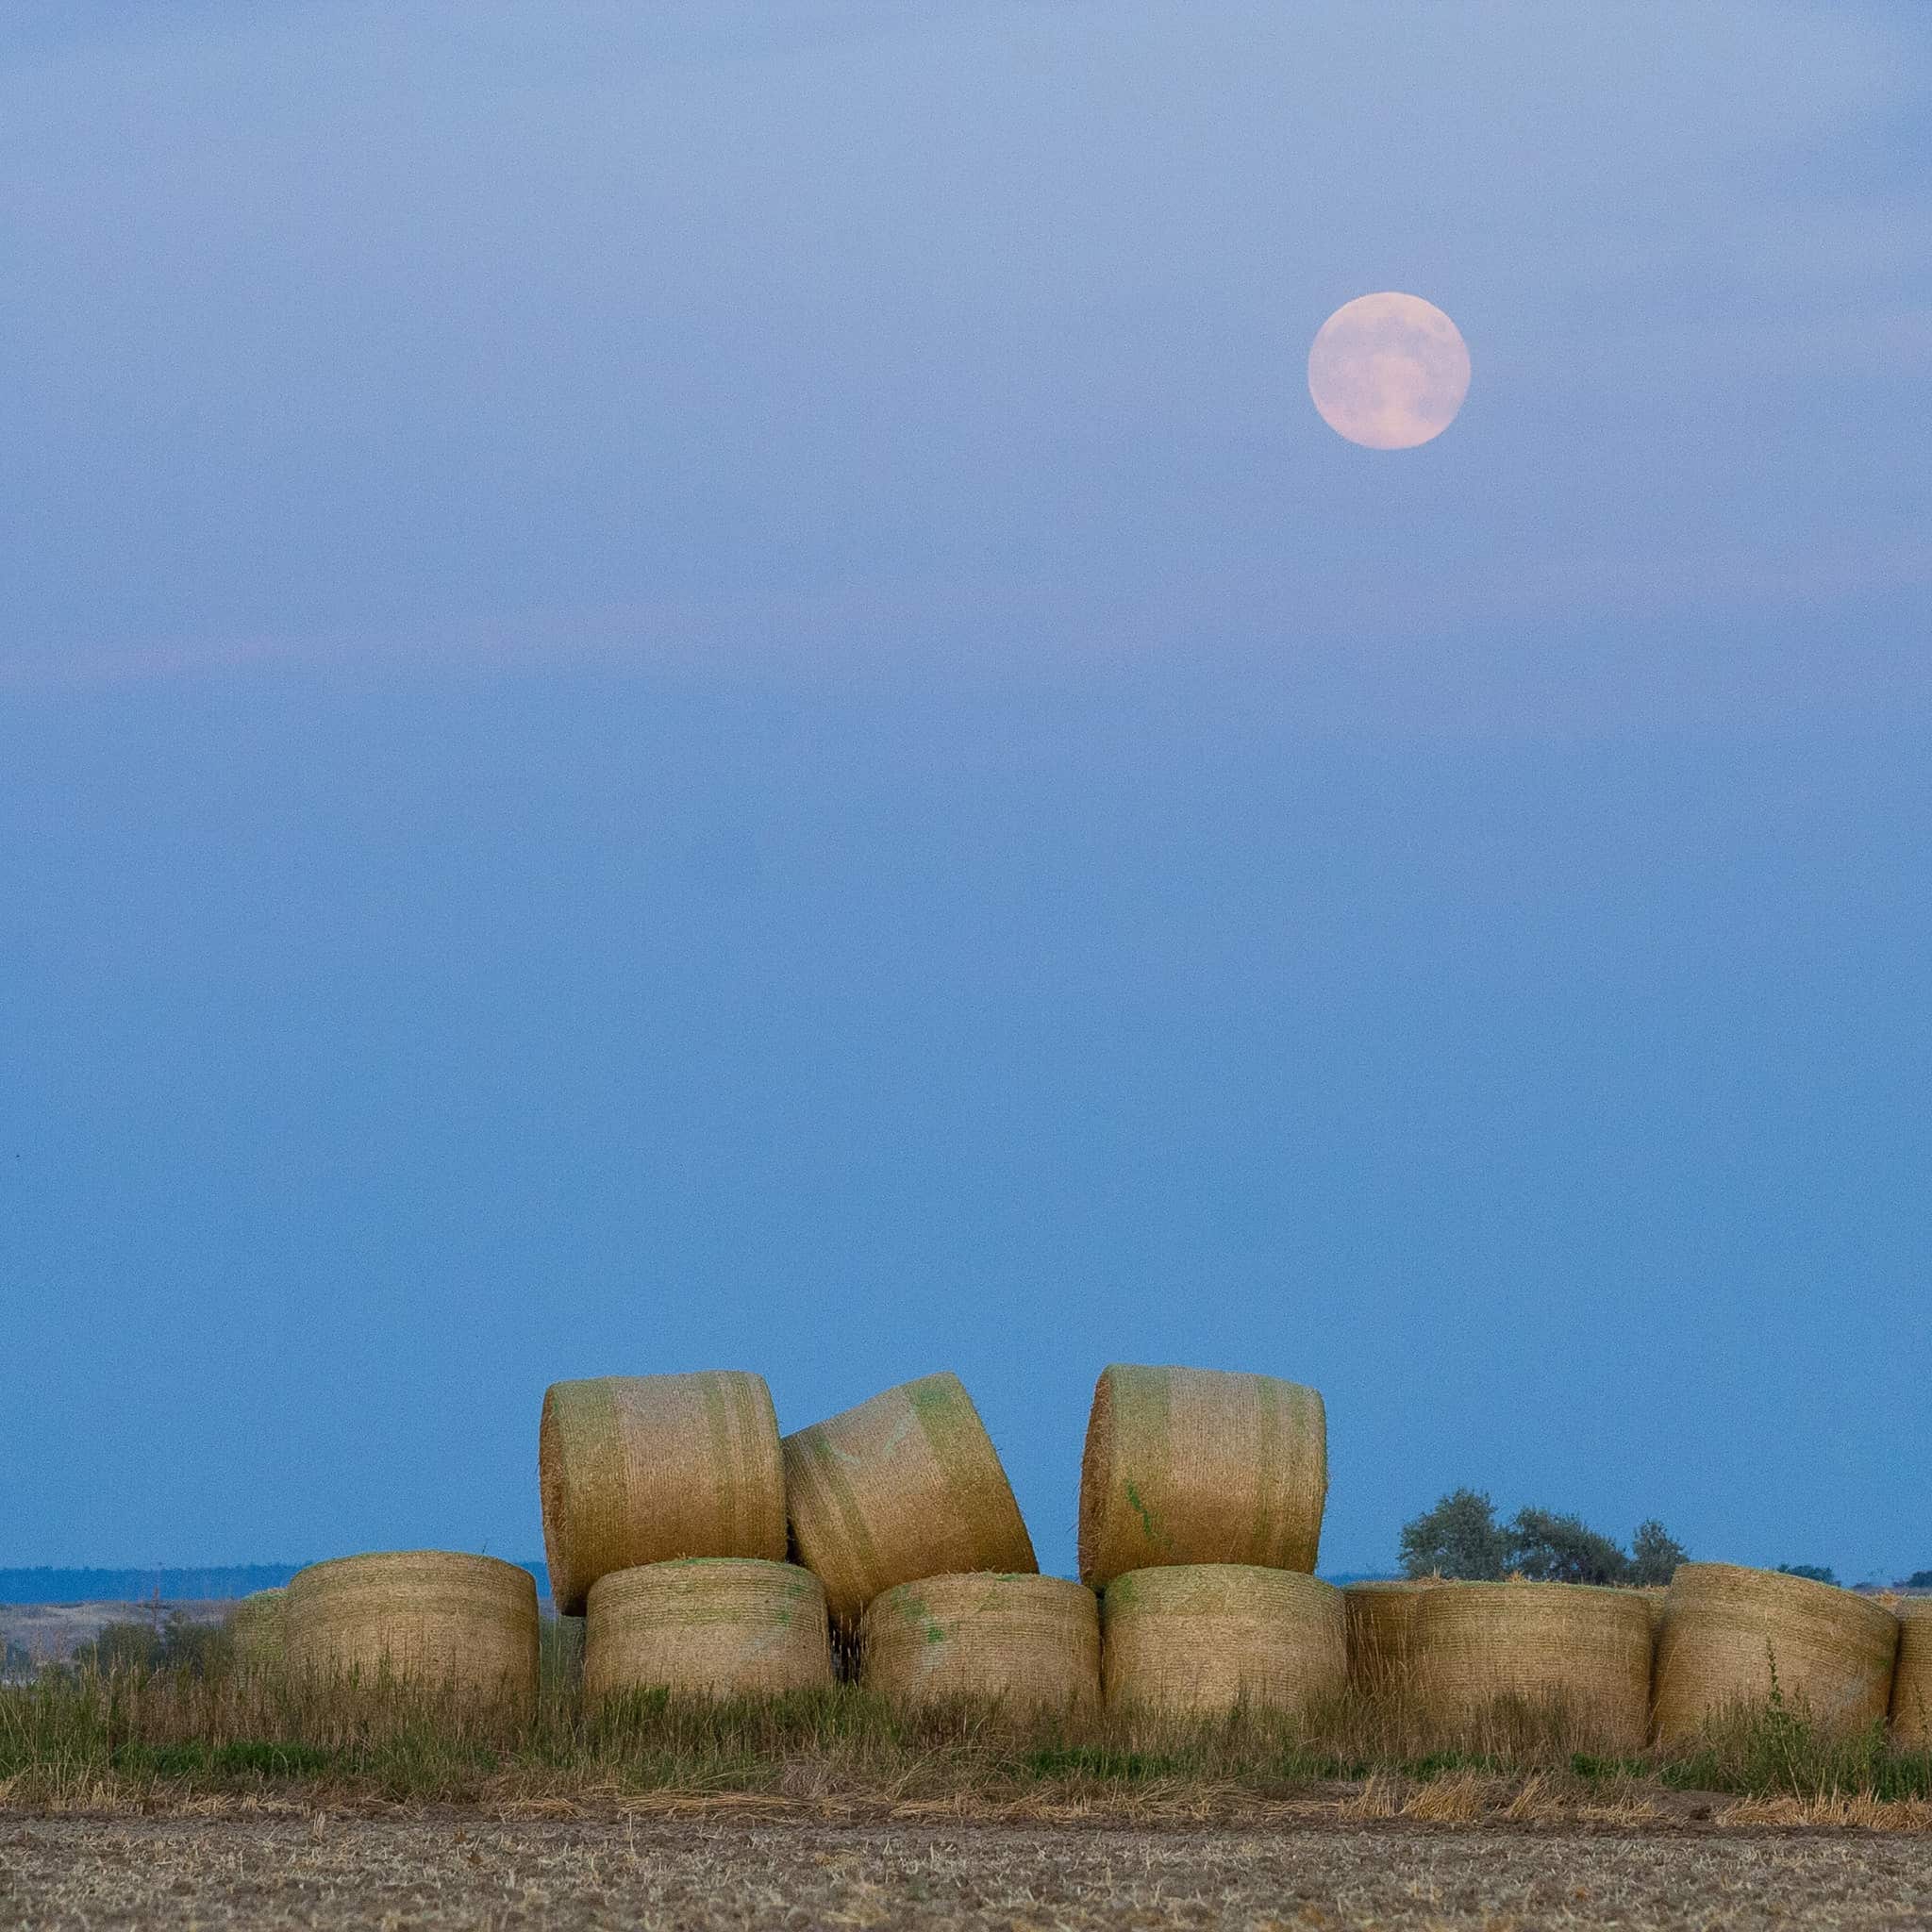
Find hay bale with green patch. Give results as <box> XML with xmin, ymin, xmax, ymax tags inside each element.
<box><xmin>1077</xmin><ymin>1365</ymin><xmax>1326</xmax><ymax>1591</ymax></box>
<box><xmin>284</xmin><ymin>1552</ymin><xmax>539</xmax><ymax>1705</ymax></box>
<box><xmin>859</xmin><ymin>1573</ymin><xmax>1099</xmax><ymax>1713</ymax></box>
<box><xmin>541</xmin><ymin>1371</ymin><xmax>787</xmax><ymax>1616</ymax></box>
<box><xmin>1653</xmin><ymin>1563</ymin><xmax>1899</xmax><ymax>1743</ymax></box>
<box><xmin>1407</xmin><ymin>1581</ymin><xmax>1653</xmax><ymax>1753</ymax></box>
<box><xmin>1101</xmin><ymin>1563</ymin><xmax>1343</xmax><ymax>1717</ymax></box>
<box><xmin>227</xmin><ymin>1589</ymin><xmax>287</xmax><ymax>1670</ymax></box>
<box><xmin>783</xmin><ymin>1374</ymin><xmax>1036</xmax><ymax>1632</ymax></box>
<box><xmin>584</xmin><ymin>1558</ymin><xmax>832</xmax><ymax>1704</ymax></box>
<box><xmin>1891</xmin><ymin>1600</ymin><xmax>1932</xmax><ymax>1745</ymax></box>
<box><xmin>1343</xmin><ymin>1579</ymin><xmax>1441</xmax><ymax>1696</ymax></box>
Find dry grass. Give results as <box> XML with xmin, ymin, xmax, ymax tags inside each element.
<box><xmin>2</xmin><ymin>1632</ymin><xmax>1929</xmax><ymax>1827</ymax></box>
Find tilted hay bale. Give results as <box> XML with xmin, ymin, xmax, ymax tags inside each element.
<box><xmin>1343</xmin><ymin>1580</ymin><xmax>1441</xmax><ymax>1695</ymax></box>
<box><xmin>227</xmin><ymin>1589</ymin><xmax>287</xmax><ymax>1670</ymax></box>
<box><xmin>1077</xmin><ymin>1364</ymin><xmax>1326</xmax><ymax>1591</ymax></box>
<box><xmin>1653</xmin><ymin>1563</ymin><xmax>1900</xmax><ymax>1743</ymax></box>
<box><xmin>1893</xmin><ymin>1601</ymin><xmax>1932</xmax><ymax>1745</ymax></box>
<box><xmin>541</xmin><ymin>1372</ymin><xmax>787</xmax><ymax>1616</ymax></box>
<box><xmin>1407</xmin><ymin>1582</ymin><xmax>1653</xmax><ymax>1753</ymax></box>
<box><xmin>584</xmin><ymin>1558</ymin><xmax>832</xmax><ymax>1704</ymax></box>
<box><xmin>783</xmin><ymin>1374</ymin><xmax>1036</xmax><ymax>1632</ymax></box>
<box><xmin>859</xmin><ymin>1573</ymin><xmax>1099</xmax><ymax>1714</ymax></box>
<box><xmin>1101</xmin><ymin>1563</ymin><xmax>1345</xmax><ymax>1717</ymax></box>
<box><xmin>285</xmin><ymin>1552</ymin><xmax>539</xmax><ymax>1704</ymax></box>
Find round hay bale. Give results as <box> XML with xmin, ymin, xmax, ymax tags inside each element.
<box><xmin>1077</xmin><ymin>1364</ymin><xmax>1326</xmax><ymax>1590</ymax></box>
<box><xmin>227</xmin><ymin>1589</ymin><xmax>287</xmax><ymax>1670</ymax></box>
<box><xmin>1635</xmin><ymin>1586</ymin><xmax>1670</xmax><ymax>1640</ymax></box>
<box><xmin>1407</xmin><ymin>1583</ymin><xmax>1653</xmax><ymax>1752</ymax></box>
<box><xmin>1343</xmin><ymin>1580</ymin><xmax>1441</xmax><ymax>1695</ymax></box>
<box><xmin>783</xmin><ymin>1374</ymin><xmax>1036</xmax><ymax>1631</ymax></box>
<box><xmin>584</xmin><ymin>1558</ymin><xmax>832</xmax><ymax>1704</ymax></box>
<box><xmin>1101</xmin><ymin>1564</ymin><xmax>1344</xmax><ymax>1717</ymax></box>
<box><xmin>284</xmin><ymin>1553</ymin><xmax>539</xmax><ymax>1704</ymax></box>
<box><xmin>1892</xmin><ymin>1600</ymin><xmax>1932</xmax><ymax>1745</ymax></box>
<box><xmin>541</xmin><ymin>1372</ymin><xmax>787</xmax><ymax>1616</ymax></box>
<box><xmin>1653</xmin><ymin>1564</ymin><xmax>1900</xmax><ymax>1743</ymax></box>
<box><xmin>860</xmin><ymin>1573</ymin><xmax>1098</xmax><ymax>1713</ymax></box>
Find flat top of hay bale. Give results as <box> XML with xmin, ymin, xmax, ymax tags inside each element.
<box><xmin>290</xmin><ymin>1552</ymin><xmax>538</xmax><ymax>1603</ymax></box>
<box><xmin>1666</xmin><ymin>1563</ymin><xmax>1899</xmax><ymax>1642</ymax></box>
<box><xmin>1104</xmin><ymin>1563</ymin><xmax>1340</xmax><ymax>1614</ymax></box>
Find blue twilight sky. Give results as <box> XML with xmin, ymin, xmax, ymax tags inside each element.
<box><xmin>2</xmin><ymin>2</ymin><xmax>1928</xmax><ymax>1584</ymax></box>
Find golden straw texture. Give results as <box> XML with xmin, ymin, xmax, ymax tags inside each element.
<box><xmin>1101</xmin><ymin>1564</ymin><xmax>1344</xmax><ymax>1717</ymax></box>
<box><xmin>1653</xmin><ymin>1563</ymin><xmax>1900</xmax><ymax>1742</ymax></box>
<box><xmin>783</xmin><ymin>1374</ymin><xmax>1037</xmax><ymax>1631</ymax></box>
<box><xmin>1077</xmin><ymin>1364</ymin><xmax>1326</xmax><ymax>1590</ymax></box>
<box><xmin>1407</xmin><ymin>1583</ymin><xmax>1653</xmax><ymax>1753</ymax></box>
<box><xmin>584</xmin><ymin>1558</ymin><xmax>832</xmax><ymax>1704</ymax></box>
<box><xmin>1343</xmin><ymin>1580</ymin><xmax>1440</xmax><ymax>1695</ymax></box>
<box><xmin>1893</xmin><ymin>1601</ymin><xmax>1932</xmax><ymax>1745</ymax></box>
<box><xmin>227</xmin><ymin>1590</ymin><xmax>286</xmax><ymax>1670</ymax></box>
<box><xmin>540</xmin><ymin>1372</ymin><xmax>787</xmax><ymax>1615</ymax></box>
<box><xmin>860</xmin><ymin>1574</ymin><xmax>1100</xmax><ymax>1714</ymax></box>
<box><xmin>284</xmin><ymin>1553</ymin><xmax>539</xmax><ymax>1705</ymax></box>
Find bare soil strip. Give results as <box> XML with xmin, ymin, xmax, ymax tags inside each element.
<box><xmin>4</xmin><ymin>1816</ymin><xmax>1931</xmax><ymax>1931</ymax></box>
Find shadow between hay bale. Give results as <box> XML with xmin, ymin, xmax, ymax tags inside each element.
<box><xmin>859</xmin><ymin>1573</ymin><xmax>1099</xmax><ymax>1715</ymax></box>
<box><xmin>1893</xmin><ymin>1601</ymin><xmax>1932</xmax><ymax>1746</ymax></box>
<box><xmin>783</xmin><ymin>1374</ymin><xmax>1037</xmax><ymax>1633</ymax></box>
<box><xmin>1102</xmin><ymin>1563</ymin><xmax>1344</xmax><ymax>1718</ymax></box>
<box><xmin>227</xmin><ymin>1589</ymin><xmax>287</xmax><ymax>1671</ymax></box>
<box><xmin>284</xmin><ymin>1552</ymin><xmax>540</xmax><ymax>1706</ymax></box>
<box><xmin>584</xmin><ymin>1558</ymin><xmax>832</xmax><ymax>1705</ymax></box>
<box><xmin>1342</xmin><ymin>1579</ymin><xmax>1441</xmax><ymax>1696</ymax></box>
<box><xmin>1077</xmin><ymin>1364</ymin><xmax>1326</xmax><ymax>1591</ymax></box>
<box><xmin>1653</xmin><ymin>1563</ymin><xmax>1899</xmax><ymax>1744</ymax></box>
<box><xmin>1406</xmin><ymin>1582</ymin><xmax>1653</xmax><ymax>1755</ymax></box>
<box><xmin>540</xmin><ymin>1371</ymin><xmax>788</xmax><ymax>1616</ymax></box>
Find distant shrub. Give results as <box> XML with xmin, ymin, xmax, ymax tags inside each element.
<box><xmin>1507</xmin><ymin>1509</ymin><xmax>1632</xmax><ymax>1587</ymax></box>
<box><xmin>1775</xmin><ymin>1564</ymin><xmax>1838</xmax><ymax>1586</ymax></box>
<box><xmin>1399</xmin><ymin>1494</ymin><xmax>1690</xmax><ymax>1588</ymax></box>
<box><xmin>1399</xmin><ymin>1491</ymin><xmax>1509</xmax><ymax>1580</ymax></box>
<box><xmin>1906</xmin><ymin>1571</ymin><xmax>1932</xmax><ymax>1591</ymax></box>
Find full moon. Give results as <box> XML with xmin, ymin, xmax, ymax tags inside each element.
<box><xmin>1307</xmin><ymin>292</ymin><xmax>1470</xmax><ymax>450</ymax></box>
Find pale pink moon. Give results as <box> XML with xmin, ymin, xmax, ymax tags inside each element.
<box><xmin>1307</xmin><ymin>292</ymin><xmax>1471</xmax><ymax>450</ymax></box>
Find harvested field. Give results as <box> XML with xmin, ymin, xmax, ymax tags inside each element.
<box><xmin>5</xmin><ymin>1813</ymin><xmax>1932</xmax><ymax>1930</ymax></box>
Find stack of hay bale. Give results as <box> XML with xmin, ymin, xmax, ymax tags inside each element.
<box><xmin>1081</xmin><ymin>1363</ymin><xmax>1341</xmax><ymax>1718</ymax></box>
<box><xmin>540</xmin><ymin>1368</ymin><xmax>1072</xmax><ymax>1712</ymax></box>
<box><xmin>249</xmin><ymin>1357</ymin><xmax>1926</xmax><ymax>1755</ymax></box>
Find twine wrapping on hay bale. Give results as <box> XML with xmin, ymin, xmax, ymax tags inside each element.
<box><xmin>783</xmin><ymin>1374</ymin><xmax>1036</xmax><ymax>1632</ymax></box>
<box><xmin>284</xmin><ymin>1552</ymin><xmax>539</xmax><ymax>1704</ymax></box>
<box><xmin>1653</xmin><ymin>1563</ymin><xmax>1900</xmax><ymax>1743</ymax></box>
<box><xmin>584</xmin><ymin>1558</ymin><xmax>833</xmax><ymax>1705</ymax></box>
<box><xmin>227</xmin><ymin>1589</ymin><xmax>287</xmax><ymax>1670</ymax></box>
<box><xmin>541</xmin><ymin>1372</ymin><xmax>787</xmax><ymax>1616</ymax></box>
<box><xmin>1892</xmin><ymin>1601</ymin><xmax>1932</xmax><ymax>1745</ymax></box>
<box><xmin>1101</xmin><ymin>1563</ymin><xmax>1344</xmax><ymax>1717</ymax></box>
<box><xmin>859</xmin><ymin>1573</ymin><xmax>1099</xmax><ymax>1713</ymax></box>
<box><xmin>1406</xmin><ymin>1582</ymin><xmax>1653</xmax><ymax>1752</ymax></box>
<box><xmin>1077</xmin><ymin>1364</ymin><xmax>1326</xmax><ymax>1591</ymax></box>
<box><xmin>1343</xmin><ymin>1580</ymin><xmax>1441</xmax><ymax>1695</ymax></box>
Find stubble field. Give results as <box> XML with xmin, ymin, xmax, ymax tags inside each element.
<box><xmin>7</xmin><ymin>1810</ymin><xmax>1932</xmax><ymax>1931</ymax></box>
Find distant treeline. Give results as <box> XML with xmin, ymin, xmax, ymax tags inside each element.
<box><xmin>0</xmin><ymin>1563</ymin><xmax>552</xmax><ymax>1606</ymax></box>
